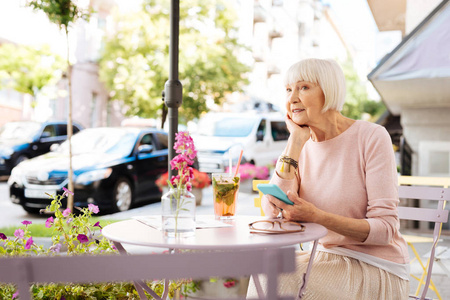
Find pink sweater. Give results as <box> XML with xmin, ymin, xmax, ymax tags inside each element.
<box><xmin>263</xmin><ymin>120</ymin><xmax>409</xmax><ymax>264</ymax></box>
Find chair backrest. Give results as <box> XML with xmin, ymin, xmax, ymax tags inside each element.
<box><xmin>253</xmin><ymin>179</ymin><xmax>270</xmax><ymax>216</ymax></box>
<box><xmin>398</xmin><ymin>185</ymin><xmax>450</xmax><ymax>300</ymax></box>
<box><xmin>0</xmin><ymin>247</ymin><xmax>296</xmax><ymax>300</ymax></box>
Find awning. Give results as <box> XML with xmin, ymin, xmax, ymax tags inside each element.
<box><xmin>368</xmin><ymin>0</ymin><xmax>450</xmax><ymax>115</ymax></box>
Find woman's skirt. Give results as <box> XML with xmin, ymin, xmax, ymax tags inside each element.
<box><xmin>247</xmin><ymin>251</ymin><xmax>410</xmax><ymax>300</ymax></box>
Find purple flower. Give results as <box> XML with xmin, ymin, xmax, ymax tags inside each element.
<box><xmin>62</xmin><ymin>208</ymin><xmax>71</xmax><ymax>217</ymax></box>
<box><xmin>14</xmin><ymin>229</ymin><xmax>24</xmax><ymax>239</ymax></box>
<box><xmin>21</xmin><ymin>220</ymin><xmax>32</xmax><ymax>226</ymax></box>
<box><xmin>45</xmin><ymin>217</ymin><xmax>54</xmax><ymax>228</ymax></box>
<box><xmin>93</xmin><ymin>221</ymin><xmax>102</xmax><ymax>229</ymax></box>
<box><xmin>25</xmin><ymin>237</ymin><xmax>33</xmax><ymax>250</ymax></box>
<box><xmin>88</xmin><ymin>204</ymin><xmax>99</xmax><ymax>214</ymax></box>
<box><xmin>12</xmin><ymin>290</ymin><xmax>19</xmax><ymax>299</ymax></box>
<box><xmin>62</xmin><ymin>187</ymin><xmax>74</xmax><ymax>197</ymax></box>
<box><xmin>66</xmin><ymin>217</ymin><xmax>73</xmax><ymax>224</ymax></box>
<box><xmin>77</xmin><ymin>234</ymin><xmax>89</xmax><ymax>243</ymax></box>
<box><xmin>0</xmin><ymin>233</ymin><xmax>6</xmax><ymax>240</ymax></box>
<box><xmin>49</xmin><ymin>243</ymin><xmax>62</xmax><ymax>253</ymax></box>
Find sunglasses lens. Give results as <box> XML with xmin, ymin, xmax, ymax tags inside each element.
<box><xmin>251</xmin><ymin>222</ymin><xmax>274</xmax><ymax>230</ymax></box>
<box><xmin>281</xmin><ymin>222</ymin><xmax>303</xmax><ymax>231</ymax></box>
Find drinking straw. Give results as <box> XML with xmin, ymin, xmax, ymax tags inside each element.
<box><xmin>229</xmin><ymin>152</ymin><xmax>232</xmax><ymax>175</ymax></box>
<box><xmin>234</xmin><ymin>150</ymin><xmax>244</xmax><ymax>177</ymax></box>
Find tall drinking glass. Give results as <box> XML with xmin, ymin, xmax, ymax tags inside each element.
<box><xmin>212</xmin><ymin>173</ymin><xmax>240</xmax><ymax>219</ymax></box>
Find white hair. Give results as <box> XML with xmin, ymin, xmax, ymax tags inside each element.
<box><xmin>284</xmin><ymin>58</ymin><xmax>346</xmax><ymax>112</ymax></box>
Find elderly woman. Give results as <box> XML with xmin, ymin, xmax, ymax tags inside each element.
<box><xmin>252</xmin><ymin>58</ymin><xmax>410</xmax><ymax>299</ymax></box>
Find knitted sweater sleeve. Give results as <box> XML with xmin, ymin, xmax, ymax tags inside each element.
<box><xmin>362</xmin><ymin>126</ymin><xmax>400</xmax><ymax>245</ymax></box>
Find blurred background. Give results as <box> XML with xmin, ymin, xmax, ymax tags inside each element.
<box><xmin>1</xmin><ymin>0</ymin><xmax>449</xmax><ymax>216</ymax></box>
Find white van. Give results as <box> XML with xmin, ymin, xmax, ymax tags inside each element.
<box><xmin>191</xmin><ymin>112</ymin><xmax>289</xmax><ymax>173</ymax></box>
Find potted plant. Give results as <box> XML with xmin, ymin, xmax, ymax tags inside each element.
<box><xmin>156</xmin><ymin>168</ymin><xmax>211</xmax><ymax>206</ymax></box>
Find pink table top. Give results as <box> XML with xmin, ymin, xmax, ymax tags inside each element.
<box><xmin>102</xmin><ymin>215</ymin><xmax>328</xmax><ymax>250</ymax></box>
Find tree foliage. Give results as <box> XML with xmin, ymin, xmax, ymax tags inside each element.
<box><xmin>0</xmin><ymin>44</ymin><xmax>64</xmax><ymax>99</ymax></box>
<box><xmin>341</xmin><ymin>59</ymin><xmax>386</xmax><ymax>121</ymax></box>
<box><xmin>27</xmin><ymin>0</ymin><xmax>91</xmax><ymax>33</ymax></box>
<box><xmin>99</xmin><ymin>0</ymin><xmax>251</xmax><ymax>123</ymax></box>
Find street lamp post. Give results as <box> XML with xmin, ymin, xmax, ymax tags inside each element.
<box><xmin>164</xmin><ymin>0</ymin><xmax>182</xmax><ymax>178</ymax></box>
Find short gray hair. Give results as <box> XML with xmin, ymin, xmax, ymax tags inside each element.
<box><xmin>284</xmin><ymin>58</ymin><xmax>346</xmax><ymax>112</ymax></box>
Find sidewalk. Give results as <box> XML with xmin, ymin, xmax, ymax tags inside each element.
<box><xmin>101</xmin><ymin>185</ymin><xmax>450</xmax><ymax>299</ymax></box>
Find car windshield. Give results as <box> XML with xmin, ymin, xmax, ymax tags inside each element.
<box><xmin>198</xmin><ymin>117</ymin><xmax>257</xmax><ymax>137</ymax></box>
<box><xmin>57</xmin><ymin>129</ymin><xmax>137</xmax><ymax>156</ymax></box>
<box><xmin>0</xmin><ymin>122</ymin><xmax>41</xmax><ymax>141</ymax></box>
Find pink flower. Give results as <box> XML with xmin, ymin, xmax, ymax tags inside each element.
<box><xmin>14</xmin><ymin>229</ymin><xmax>24</xmax><ymax>239</ymax></box>
<box><xmin>25</xmin><ymin>237</ymin><xmax>33</xmax><ymax>249</ymax></box>
<box><xmin>45</xmin><ymin>217</ymin><xmax>54</xmax><ymax>228</ymax></box>
<box><xmin>77</xmin><ymin>234</ymin><xmax>89</xmax><ymax>243</ymax></box>
<box><xmin>0</xmin><ymin>233</ymin><xmax>6</xmax><ymax>240</ymax></box>
<box><xmin>12</xmin><ymin>291</ymin><xmax>19</xmax><ymax>299</ymax></box>
<box><xmin>21</xmin><ymin>220</ymin><xmax>32</xmax><ymax>226</ymax></box>
<box><xmin>49</xmin><ymin>243</ymin><xmax>62</xmax><ymax>253</ymax></box>
<box><xmin>223</xmin><ymin>280</ymin><xmax>236</xmax><ymax>288</ymax></box>
<box><xmin>62</xmin><ymin>187</ymin><xmax>74</xmax><ymax>197</ymax></box>
<box><xmin>62</xmin><ymin>208</ymin><xmax>71</xmax><ymax>217</ymax></box>
<box><xmin>88</xmin><ymin>204</ymin><xmax>99</xmax><ymax>214</ymax></box>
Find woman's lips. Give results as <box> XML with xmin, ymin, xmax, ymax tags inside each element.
<box><xmin>292</xmin><ymin>108</ymin><xmax>305</xmax><ymax>113</ymax></box>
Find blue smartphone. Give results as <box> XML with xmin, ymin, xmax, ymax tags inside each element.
<box><xmin>257</xmin><ymin>183</ymin><xmax>294</xmax><ymax>205</ymax></box>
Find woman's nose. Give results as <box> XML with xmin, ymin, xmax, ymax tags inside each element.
<box><xmin>288</xmin><ymin>91</ymin><xmax>299</xmax><ymax>103</ymax></box>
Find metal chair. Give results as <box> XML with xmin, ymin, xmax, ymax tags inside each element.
<box><xmin>398</xmin><ymin>185</ymin><xmax>450</xmax><ymax>300</ymax></box>
<box><xmin>0</xmin><ymin>247</ymin><xmax>296</xmax><ymax>300</ymax></box>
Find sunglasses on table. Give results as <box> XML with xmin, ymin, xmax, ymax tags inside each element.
<box><xmin>248</xmin><ymin>220</ymin><xmax>305</xmax><ymax>234</ymax></box>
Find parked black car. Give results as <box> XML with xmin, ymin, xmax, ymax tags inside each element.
<box><xmin>8</xmin><ymin>127</ymin><xmax>169</xmax><ymax>214</ymax></box>
<box><xmin>0</xmin><ymin>121</ymin><xmax>83</xmax><ymax>176</ymax></box>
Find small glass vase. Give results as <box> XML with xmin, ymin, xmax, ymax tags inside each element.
<box><xmin>161</xmin><ymin>187</ymin><xmax>196</xmax><ymax>237</ymax></box>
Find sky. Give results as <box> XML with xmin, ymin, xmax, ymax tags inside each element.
<box><xmin>0</xmin><ymin>0</ymin><xmax>401</xmax><ymax>66</ymax></box>
<box><xmin>324</xmin><ymin>0</ymin><xmax>401</xmax><ymax>67</ymax></box>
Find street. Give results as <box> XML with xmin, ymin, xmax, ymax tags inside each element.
<box><xmin>0</xmin><ymin>180</ymin><xmax>50</xmax><ymax>228</ymax></box>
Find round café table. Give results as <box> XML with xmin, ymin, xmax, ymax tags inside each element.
<box><xmin>102</xmin><ymin>215</ymin><xmax>327</xmax><ymax>300</ymax></box>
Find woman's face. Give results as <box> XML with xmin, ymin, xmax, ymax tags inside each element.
<box><xmin>285</xmin><ymin>80</ymin><xmax>325</xmax><ymax>126</ymax></box>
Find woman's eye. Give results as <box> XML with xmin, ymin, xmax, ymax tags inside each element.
<box><xmin>286</xmin><ymin>88</ymin><xmax>292</xmax><ymax>93</ymax></box>
<box><xmin>300</xmin><ymin>86</ymin><xmax>308</xmax><ymax>91</ymax></box>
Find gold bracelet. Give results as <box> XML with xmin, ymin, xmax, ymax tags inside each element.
<box><xmin>279</xmin><ymin>155</ymin><xmax>298</xmax><ymax>173</ymax></box>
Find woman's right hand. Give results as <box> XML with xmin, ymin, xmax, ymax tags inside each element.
<box><xmin>285</xmin><ymin>114</ymin><xmax>310</xmax><ymax>145</ymax></box>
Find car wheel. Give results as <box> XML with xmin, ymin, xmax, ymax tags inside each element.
<box><xmin>113</xmin><ymin>178</ymin><xmax>133</xmax><ymax>212</ymax></box>
<box><xmin>14</xmin><ymin>155</ymin><xmax>28</xmax><ymax>167</ymax></box>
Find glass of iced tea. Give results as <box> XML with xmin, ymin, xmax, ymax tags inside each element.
<box><xmin>212</xmin><ymin>173</ymin><xmax>240</xmax><ymax>219</ymax></box>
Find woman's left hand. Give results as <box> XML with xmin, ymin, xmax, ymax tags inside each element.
<box><xmin>269</xmin><ymin>190</ymin><xmax>320</xmax><ymax>223</ymax></box>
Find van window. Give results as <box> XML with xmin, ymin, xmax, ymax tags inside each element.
<box><xmin>212</xmin><ymin>118</ymin><xmax>257</xmax><ymax>137</ymax></box>
<box><xmin>271</xmin><ymin>121</ymin><xmax>289</xmax><ymax>141</ymax></box>
<box><xmin>256</xmin><ymin>120</ymin><xmax>266</xmax><ymax>141</ymax></box>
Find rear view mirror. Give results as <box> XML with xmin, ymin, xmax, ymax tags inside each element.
<box><xmin>138</xmin><ymin>144</ymin><xmax>153</xmax><ymax>154</ymax></box>
<box><xmin>256</xmin><ymin>131</ymin><xmax>264</xmax><ymax>141</ymax></box>
<box><xmin>50</xmin><ymin>144</ymin><xmax>60</xmax><ymax>152</ymax></box>
<box><xmin>40</xmin><ymin>132</ymin><xmax>51</xmax><ymax>140</ymax></box>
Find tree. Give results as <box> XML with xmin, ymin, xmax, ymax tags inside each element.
<box><xmin>99</xmin><ymin>0</ymin><xmax>251</xmax><ymax>124</ymax></box>
<box><xmin>0</xmin><ymin>44</ymin><xmax>64</xmax><ymax>105</ymax></box>
<box><xmin>27</xmin><ymin>0</ymin><xmax>91</xmax><ymax>212</ymax></box>
<box><xmin>341</xmin><ymin>59</ymin><xmax>386</xmax><ymax>121</ymax></box>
